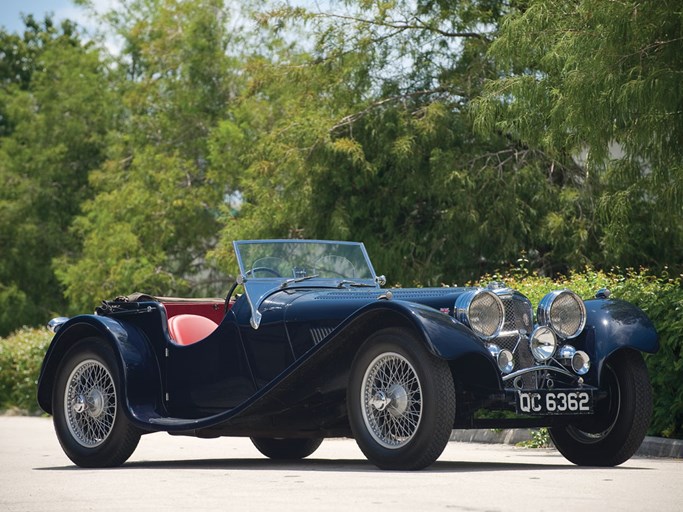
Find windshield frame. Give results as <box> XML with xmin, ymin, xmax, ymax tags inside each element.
<box><xmin>233</xmin><ymin>239</ymin><xmax>382</xmax><ymax>329</ymax></box>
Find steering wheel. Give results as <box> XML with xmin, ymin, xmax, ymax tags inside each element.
<box><xmin>246</xmin><ymin>267</ymin><xmax>282</xmax><ymax>278</ymax></box>
<box><xmin>315</xmin><ymin>267</ymin><xmax>347</xmax><ymax>278</ymax></box>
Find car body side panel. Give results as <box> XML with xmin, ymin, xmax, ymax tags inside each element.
<box><xmin>35</xmin><ymin>296</ymin><xmax>499</xmax><ymax>435</ymax></box>
<box><xmin>231</xmin><ymin>295</ymin><xmax>296</xmax><ymax>389</ymax></box>
<box><xmin>144</xmin><ymin>299</ymin><xmax>503</xmax><ymax>434</ymax></box>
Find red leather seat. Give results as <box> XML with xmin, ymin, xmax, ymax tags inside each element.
<box><xmin>168</xmin><ymin>314</ymin><xmax>218</xmax><ymax>346</ymax></box>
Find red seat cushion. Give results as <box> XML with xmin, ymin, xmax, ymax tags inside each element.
<box><xmin>168</xmin><ymin>314</ymin><xmax>218</xmax><ymax>346</ymax></box>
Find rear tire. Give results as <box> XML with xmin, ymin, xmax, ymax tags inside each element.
<box><xmin>52</xmin><ymin>338</ymin><xmax>141</xmax><ymax>467</ymax></box>
<box><xmin>549</xmin><ymin>350</ymin><xmax>652</xmax><ymax>466</ymax></box>
<box><xmin>347</xmin><ymin>328</ymin><xmax>455</xmax><ymax>470</ymax></box>
<box><xmin>251</xmin><ymin>437</ymin><xmax>323</xmax><ymax>460</ymax></box>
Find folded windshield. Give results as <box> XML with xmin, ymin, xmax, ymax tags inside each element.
<box><xmin>233</xmin><ymin>240</ymin><xmax>376</xmax><ymax>281</ymax></box>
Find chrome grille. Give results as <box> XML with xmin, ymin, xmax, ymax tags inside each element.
<box><xmin>496</xmin><ymin>292</ymin><xmax>535</xmax><ymax>388</ymax></box>
<box><xmin>500</xmin><ymin>293</ymin><xmax>533</xmax><ymax>334</ymax></box>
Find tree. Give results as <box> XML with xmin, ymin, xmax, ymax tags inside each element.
<box><xmin>211</xmin><ymin>0</ymin><xmax>595</xmax><ymax>284</ymax></box>
<box><xmin>56</xmin><ymin>0</ymin><xmax>243</xmax><ymax>310</ymax></box>
<box><xmin>475</xmin><ymin>0</ymin><xmax>683</xmax><ymax>272</ymax></box>
<box><xmin>0</xmin><ymin>17</ymin><xmax>114</xmax><ymax>334</ymax></box>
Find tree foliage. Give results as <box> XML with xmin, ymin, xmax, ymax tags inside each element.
<box><xmin>56</xmin><ymin>0</ymin><xmax>241</xmax><ymax>310</ymax></box>
<box><xmin>475</xmin><ymin>0</ymin><xmax>683</xmax><ymax>270</ymax></box>
<box><xmin>0</xmin><ymin>0</ymin><xmax>681</xmax><ymax>333</ymax></box>
<box><xmin>0</xmin><ymin>17</ymin><xmax>114</xmax><ymax>334</ymax></box>
<box><xmin>211</xmin><ymin>0</ymin><xmax>594</xmax><ymax>284</ymax></box>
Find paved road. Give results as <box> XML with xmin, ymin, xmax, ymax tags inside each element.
<box><xmin>1</xmin><ymin>416</ymin><xmax>681</xmax><ymax>512</ymax></box>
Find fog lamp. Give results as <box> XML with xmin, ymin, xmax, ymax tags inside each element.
<box><xmin>497</xmin><ymin>349</ymin><xmax>514</xmax><ymax>374</ymax></box>
<box><xmin>571</xmin><ymin>351</ymin><xmax>591</xmax><ymax>375</ymax></box>
<box><xmin>529</xmin><ymin>326</ymin><xmax>557</xmax><ymax>362</ymax></box>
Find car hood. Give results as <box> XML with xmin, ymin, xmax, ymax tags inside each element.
<box><xmin>250</xmin><ymin>286</ymin><xmax>472</xmax><ymax>358</ymax></box>
<box><xmin>262</xmin><ymin>286</ymin><xmax>473</xmax><ymax>324</ymax></box>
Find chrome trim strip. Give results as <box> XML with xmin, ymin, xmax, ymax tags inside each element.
<box><xmin>501</xmin><ymin>364</ymin><xmax>576</xmax><ymax>382</ymax></box>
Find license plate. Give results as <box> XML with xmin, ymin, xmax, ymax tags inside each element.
<box><xmin>516</xmin><ymin>390</ymin><xmax>594</xmax><ymax>415</ymax></box>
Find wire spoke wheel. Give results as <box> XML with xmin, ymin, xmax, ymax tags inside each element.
<box><xmin>53</xmin><ymin>339</ymin><xmax>141</xmax><ymax>467</ymax></box>
<box><xmin>348</xmin><ymin>328</ymin><xmax>455</xmax><ymax>470</ymax></box>
<box><xmin>361</xmin><ymin>352</ymin><xmax>422</xmax><ymax>449</ymax></box>
<box><xmin>65</xmin><ymin>360</ymin><xmax>117</xmax><ymax>447</ymax></box>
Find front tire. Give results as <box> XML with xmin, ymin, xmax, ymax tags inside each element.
<box><xmin>250</xmin><ymin>437</ymin><xmax>323</xmax><ymax>460</ymax></box>
<box><xmin>52</xmin><ymin>339</ymin><xmax>141</xmax><ymax>467</ymax></box>
<box><xmin>549</xmin><ymin>350</ymin><xmax>652</xmax><ymax>466</ymax></box>
<box><xmin>347</xmin><ymin>328</ymin><xmax>455</xmax><ymax>470</ymax></box>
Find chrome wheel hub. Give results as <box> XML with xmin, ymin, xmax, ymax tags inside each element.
<box><xmin>370</xmin><ymin>390</ymin><xmax>390</xmax><ymax>411</ymax></box>
<box><xmin>386</xmin><ymin>384</ymin><xmax>409</xmax><ymax>417</ymax></box>
<box><xmin>73</xmin><ymin>395</ymin><xmax>87</xmax><ymax>414</ymax></box>
<box><xmin>64</xmin><ymin>359</ymin><xmax>117</xmax><ymax>448</ymax></box>
<box><xmin>369</xmin><ymin>384</ymin><xmax>409</xmax><ymax>416</ymax></box>
<box><xmin>360</xmin><ymin>352</ymin><xmax>422</xmax><ymax>449</ymax></box>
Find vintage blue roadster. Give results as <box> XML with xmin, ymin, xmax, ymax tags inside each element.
<box><xmin>37</xmin><ymin>240</ymin><xmax>659</xmax><ymax>470</ymax></box>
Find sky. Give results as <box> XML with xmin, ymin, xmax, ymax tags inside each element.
<box><xmin>0</xmin><ymin>0</ymin><xmax>91</xmax><ymax>33</ymax></box>
<box><xmin>0</xmin><ymin>0</ymin><xmax>330</xmax><ymax>35</ymax></box>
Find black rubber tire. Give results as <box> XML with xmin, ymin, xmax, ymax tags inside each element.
<box><xmin>347</xmin><ymin>327</ymin><xmax>455</xmax><ymax>470</ymax></box>
<box><xmin>52</xmin><ymin>338</ymin><xmax>141</xmax><ymax>468</ymax></box>
<box><xmin>250</xmin><ymin>437</ymin><xmax>323</xmax><ymax>460</ymax></box>
<box><xmin>549</xmin><ymin>350</ymin><xmax>652</xmax><ymax>466</ymax></box>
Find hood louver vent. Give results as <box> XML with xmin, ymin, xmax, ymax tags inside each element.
<box><xmin>310</xmin><ymin>327</ymin><xmax>334</xmax><ymax>344</ymax></box>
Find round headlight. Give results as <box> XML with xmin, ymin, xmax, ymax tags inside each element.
<box><xmin>529</xmin><ymin>326</ymin><xmax>557</xmax><ymax>362</ymax></box>
<box><xmin>537</xmin><ymin>290</ymin><xmax>586</xmax><ymax>339</ymax></box>
<box><xmin>455</xmin><ymin>289</ymin><xmax>504</xmax><ymax>339</ymax></box>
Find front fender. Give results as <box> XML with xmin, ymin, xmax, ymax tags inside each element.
<box><xmin>334</xmin><ymin>300</ymin><xmax>502</xmax><ymax>390</ymax></box>
<box><xmin>582</xmin><ymin>299</ymin><xmax>659</xmax><ymax>382</ymax></box>
<box><xmin>36</xmin><ymin>315</ymin><xmax>162</xmax><ymax>425</ymax></box>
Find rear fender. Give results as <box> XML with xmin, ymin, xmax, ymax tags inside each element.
<box><xmin>36</xmin><ymin>315</ymin><xmax>162</xmax><ymax>425</ymax></box>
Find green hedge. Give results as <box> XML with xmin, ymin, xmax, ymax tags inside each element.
<box><xmin>1</xmin><ymin>269</ymin><xmax>681</xmax><ymax>437</ymax></box>
<box><xmin>0</xmin><ymin>327</ymin><xmax>51</xmax><ymax>414</ymax></box>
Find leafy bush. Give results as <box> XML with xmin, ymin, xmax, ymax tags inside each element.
<box><xmin>518</xmin><ymin>428</ymin><xmax>552</xmax><ymax>448</ymax></box>
<box><xmin>0</xmin><ymin>327</ymin><xmax>51</xmax><ymax>414</ymax></box>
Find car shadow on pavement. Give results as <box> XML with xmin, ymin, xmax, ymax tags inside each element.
<box><xmin>35</xmin><ymin>458</ymin><xmax>651</xmax><ymax>473</ymax></box>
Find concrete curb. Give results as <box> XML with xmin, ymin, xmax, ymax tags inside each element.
<box><xmin>449</xmin><ymin>429</ymin><xmax>683</xmax><ymax>459</ymax></box>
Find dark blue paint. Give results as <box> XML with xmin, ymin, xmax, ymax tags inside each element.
<box><xmin>37</xmin><ymin>284</ymin><xmax>658</xmax><ymax>436</ymax></box>
<box><xmin>584</xmin><ymin>298</ymin><xmax>659</xmax><ymax>383</ymax></box>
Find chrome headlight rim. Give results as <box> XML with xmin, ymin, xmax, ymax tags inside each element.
<box><xmin>537</xmin><ymin>289</ymin><xmax>587</xmax><ymax>339</ymax></box>
<box><xmin>571</xmin><ymin>350</ymin><xmax>591</xmax><ymax>375</ymax></box>
<box><xmin>455</xmin><ymin>289</ymin><xmax>505</xmax><ymax>340</ymax></box>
